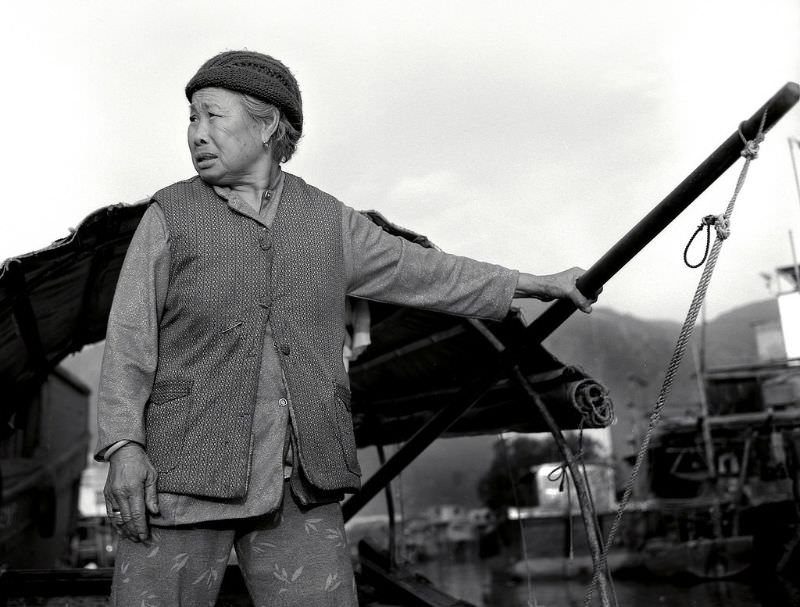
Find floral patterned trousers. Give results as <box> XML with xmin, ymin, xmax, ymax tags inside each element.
<box><xmin>111</xmin><ymin>488</ymin><xmax>357</xmax><ymax>607</ymax></box>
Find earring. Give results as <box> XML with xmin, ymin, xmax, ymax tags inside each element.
<box><xmin>262</xmin><ymin>139</ymin><xmax>271</xmax><ymax>149</ymax></box>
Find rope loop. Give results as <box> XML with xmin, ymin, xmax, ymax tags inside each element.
<box><xmin>548</xmin><ymin>455</ymin><xmax>582</xmax><ymax>491</ymax></box>
<box><xmin>683</xmin><ymin>214</ymin><xmax>730</xmax><ymax>268</ymax></box>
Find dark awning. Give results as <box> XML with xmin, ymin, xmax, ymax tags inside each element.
<box><xmin>1</xmin><ymin>202</ymin><xmax>149</xmax><ymax>424</ymax></box>
<box><xmin>349</xmin><ymin>300</ymin><xmax>608</xmax><ymax>446</ymax></box>
<box><xmin>0</xmin><ymin>202</ymin><xmax>612</xmax><ymax>441</ymax></box>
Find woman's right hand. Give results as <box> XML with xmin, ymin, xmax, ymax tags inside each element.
<box><xmin>104</xmin><ymin>443</ymin><xmax>159</xmax><ymax>542</ymax></box>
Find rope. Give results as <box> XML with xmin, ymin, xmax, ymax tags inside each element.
<box><xmin>499</xmin><ymin>434</ymin><xmax>540</xmax><ymax>607</ymax></box>
<box><xmin>580</xmin><ymin>449</ymin><xmax>619</xmax><ymax>606</ymax></box>
<box><xmin>548</xmin><ymin>428</ymin><xmax>618</xmax><ymax>607</ymax></box>
<box><xmin>570</xmin><ymin>380</ymin><xmax>615</xmax><ymax>427</ymax></box>
<box><xmin>512</xmin><ymin>367</ymin><xmax>613</xmax><ymax>606</ymax></box>
<box><xmin>583</xmin><ymin>111</ymin><xmax>768</xmax><ymax>606</ymax></box>
<box><xmin>547</xmin><ymin>438</ymin><xmax>580</xmax><ymax>562</ymax></box>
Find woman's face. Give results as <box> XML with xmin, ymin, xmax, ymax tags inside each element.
<box><xmin>188</xmin><ymin>87</ymin><xmax>266</xmax><ymax>186</ymax></box>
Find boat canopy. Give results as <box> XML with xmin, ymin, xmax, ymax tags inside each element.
<box><xmin>0</xmin><ymin>201</ymin><xmax>611</xmax><ymax>443</ymax></box>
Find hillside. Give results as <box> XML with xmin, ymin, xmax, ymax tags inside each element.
<box><xmin>701</xmin><ymin>299</ymin><xmax>779</xmax><ymax>367</ymax></box>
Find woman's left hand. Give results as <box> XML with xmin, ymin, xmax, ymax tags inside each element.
<box><xmin>514</xmin><ymin>267</ymin><xmax>600</xmax><ymax>313</ymax></box>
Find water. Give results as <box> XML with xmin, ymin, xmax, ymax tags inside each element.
<box><xmin>412</xmin><ymin>558</ymin><xmax>800</xmax><ymax>607</ymax></box>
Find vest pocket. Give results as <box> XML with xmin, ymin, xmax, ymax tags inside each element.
<box><xmin>145</xmin><ymin>380</ymin><xmax>193</xmax><ymax>473</ymax></box>
<box><xmin>333</xmin><ymin>382</ymin><xmax>361</xmax><ymax>476</ymax></box>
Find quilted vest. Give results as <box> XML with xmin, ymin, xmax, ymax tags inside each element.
<box><xmin>146</xmin><ymin>173</ymin><xmax>359</xmax><ymax>499</ymax></box>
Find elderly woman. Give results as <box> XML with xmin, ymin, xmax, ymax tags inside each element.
<box><xmin>96</xmin><ymin>51</ymin><xmax>595</xmax><ymax>606</ymax></box>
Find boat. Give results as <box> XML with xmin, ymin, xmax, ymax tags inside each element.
<box><xmin>0</xmin><ymin>200</ymin><xmax>612</xmax><ymax>606</ymax></box>
<box><xmin>632</xmin><ymin>267</ymin><xmax>800</xmax><ymax>580</ymax></box>
<box><xmin>0</xmin><ymin>367</ymin><xmax>90</xmax><ymax>570</ymax></box>
<box><xmin>495</xmin><ymin>461</ymin><xmax>644</xmax><ymax>580</ymax></box>
<box><xmin>0</xmin><ymin>83</ymin><xmax>797</xmax><ymax>605</ymax></box>
<box><xmin>490</xmin><ymin>280</ymin><xmax>800</xmax><ymax>583</ymax></box>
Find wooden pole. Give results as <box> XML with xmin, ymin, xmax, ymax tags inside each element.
<box><xmin>526</xmin><ymin>82</ymin><xmax>800</xmax><ymax>344</ymax></box>
<box><xmin>343</xmin><ymin>82</ymin><xmax>800</xmax><ymax>526</ymax></box>
<box><xmin>509</xmin><ymin>365</ymin><xmax>614</xmax><ymax>607</ymax></box>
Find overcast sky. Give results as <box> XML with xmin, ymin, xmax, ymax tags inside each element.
<box><xmin>1</xmin><ymin>0</ymin><xmax>798</xmax><ymax>322</ymax></box>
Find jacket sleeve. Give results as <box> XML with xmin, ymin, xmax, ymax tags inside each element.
<box><xmin>342</xmin><ymin>204</ymin><xmax>519</xmax><ymax>321</ymax></box>
<box><xmin>94</xmin><ymin>203</ymin><xmax>170</xmax><ymax>461</ymax></box>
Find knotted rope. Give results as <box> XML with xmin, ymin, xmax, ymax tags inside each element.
<box><xmin>570</xmin><ymin>379</ymin><xmax>615</xmax><ymax>428</ymax></box>
<box><xmin>548</xmin><ymin>457</ymin><xmax>577</xmax><ymax>560</ymax></box>
<box><xmin>583</xmin><ymin>111</ymin><xmax>768</xmax><ymax>606</ymax></box>
<box><xmin>552</xmin><ymin>380</ymin><xmax>614</xmax><ymax>568</ymax></box>
<box><xmin>499</xmin><ymin>433</ymin><xmax>541</xmax><ymax>607</ymax></box>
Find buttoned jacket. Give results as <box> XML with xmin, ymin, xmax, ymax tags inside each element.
<box><xmin>96</xmin><ymin>172</ymin><xmax>518</xmax><ymax>501</ymax></box>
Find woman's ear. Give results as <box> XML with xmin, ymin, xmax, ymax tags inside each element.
<box><xmin>260</xmin><ymin>107</ymin><xmax>280</xmax><ymax>144</ymax></box>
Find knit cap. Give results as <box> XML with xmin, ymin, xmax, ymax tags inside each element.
<box><xmin>185</xmin><ymin>51</ymin><xmax>303</xmax><ymax>134</ymax></box>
